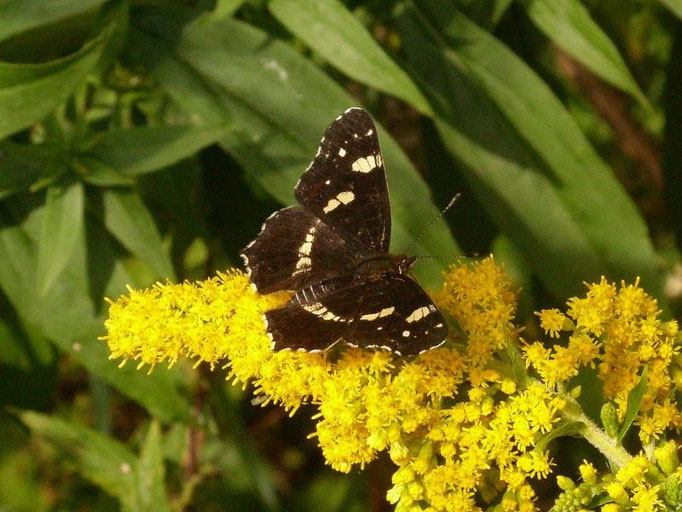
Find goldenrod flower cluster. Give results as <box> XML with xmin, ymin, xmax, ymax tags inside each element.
<box><xmin>102</xmin><ymin>258</ymin><xmax>682</xmax><ymax>512</ymax></box>
<box><xmin>554</xmin><ymin>442</ymin><xmax>682</xmax><ymax>512</ymax></box>
<box><xmin>528</xmin><ymin>278</ymin><xmax>682</xmax><ymax>442</ymax></box>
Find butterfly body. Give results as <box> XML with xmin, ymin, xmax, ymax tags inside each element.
<box><xmin>241</xmin><ymin>108</ymin><xmax>449</xmax><ymax>356</ymax></box>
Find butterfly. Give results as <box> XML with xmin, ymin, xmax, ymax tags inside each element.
<box><xmin>241</xmin><ymin>108</ymin><xmax>448</xmax><ymax>356</ymax></box>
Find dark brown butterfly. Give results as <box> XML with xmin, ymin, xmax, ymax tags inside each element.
<box><xmin>241</xmin><ymin>108</ymin><xmax>448</xmax><ymax>356</ymax></box>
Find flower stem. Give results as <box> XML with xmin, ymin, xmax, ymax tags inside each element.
<box><xmin>561</xmin><ymin>397</ymin><xmax>633</xmax><ymax>469</ymax></box>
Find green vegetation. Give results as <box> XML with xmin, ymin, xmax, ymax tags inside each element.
<box><xmin>0</xmin><ymin>1</ymin><xmax>680</xmax><ymax>511</ymax></box>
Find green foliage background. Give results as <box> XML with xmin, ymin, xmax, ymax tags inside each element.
<box><xmin>0</xmin><ymin>0</ymin><xmax>680</xmax><ymax>510</ymax></box>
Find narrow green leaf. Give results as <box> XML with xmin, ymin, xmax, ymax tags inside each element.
<box><xmin>504</xmin><ymin>341</ymin><xmax>528</xmax><ymax>390</ymax></box>
<box><xmin>210</xmin><ymin>386</ymin><xmax>281</xmax><ymax>511</ymax></box>
<box><xmin>130</xmin><ymin>9</ymin><xmax>459</xmax><ymax>286</ymax></box>
<box><xmin>36</xmin><ymin>180</ymin><xmax>85</xmax><ymax>296</ymax></box>
<box><xmin>268</xmin><ymin>0</ymin><xmax>432</xmax><ymax>116</ymax></box>
<box><xmin>0</xmin><ymin>140</ymin><xmax>67</xmax><ymax>199</ymax></box>
<box><xmin>211</xmin><ymin>0</ymin><xmax>246</xmax><ymax>18</ymax></box>
<box><xmin>397</xmin><ymin>2</ymin><xmax>661</xmax><ymax>299</ymax></box>
<box><xmin>0</xmin><ymin>28</ymin><xmax>108</xmax><ymax>139</ymax></box>
<box><xmin>0</xmin><ymin>0</ymin><xmax>108</xmax><ymax>42</ymax></box>
<box><xmin>136</xmin><ymin>421</ymin><xmax>170</xmax><ymax>512</ymax></box>
<box><xmin>0</xmin><ymin>199</ymin><xmax>193</xmax><ymax>424</ymax></box>
<box><xmin>535</xmin><ymin>420</ymin><xmax>584</xmax><ymax>452</ymax></box>
<box><xmin>77</xmin><ymin>156</ymin><xmax>135</xmax><ymax>186</ymax></box>
<box><xmin>81</xmin><ymin>124</ymin><xmax>231</xmax><ymax>175</ymax></box>
<box><xmin>101</xmin><ymin>187</ymin><xmax>175</xmax><ymax>279</ymax></box>
<box><xmin>522</xmin><ymin>0</ymin><xmax>646</xmax><ymax>103</ymax></box>
<box><xmin>18</xmin><ymin>410</ymin><xmax>138</xmax><ymax>501</ymax></box>
<box><xmin>659</xmin><ymin>0</ymin><xmax>682</xmax><ymax>20</ymax></box>
<box><xmin>618</xmin><ymin>367</ymin><xmax>648</xmax><ymax>441</ymax></box>
<box><xmin>453</xmin><ymin>0</ymin><xmax>513</xmax><ymax>28</ymax></box>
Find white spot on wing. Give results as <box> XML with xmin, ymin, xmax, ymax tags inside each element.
<box><xmin>295</xmin><ymin>257</ymin><xmax>311</xmax><ymax>269</ymax></box>
<box><xmin>406</xmin><ymin>306</ymin><xmax>432</xmax><ymax>323</ymax></box>
<box><xmin>338</xmin><ymin>148</ymin><xmax>346</xmax><ymax>157</ymax></box>
<box><xmin>323</xmin><ymin>198</ymin><xmax>340</xmax><ymax>213</ymax></box>
<box><xmin>336</xmin><ymin>191</ymin><xmax>354</xmax><ymax>204</ymax></box>
<box><xmin>379</xmin><ymin>307</ymin><xmax>394</xmax><ymax>317</ymax></box>
<box><xmin>323</xmin><ymin>191</ymin><xmax>355</xmax><ymax>213</ymax></box>
<box><xmin>300</xmin><ymin>242</ymin><xmax>312</xmax><ymax>255</ymax></box>
<box><xmin>351</xmin><ymin>155</ymin><xmax>380</xmax><ymax>173</ymax></box>
<box><xmin>360</xmin><ymin>312</ymin><xmax>380</xmax><ymax>321</ymax></box>
<box><xmin>361</xmin><ymin>306</ymin><xmax>394</xmax><ymax>321</ymax></box>
<box><xmin>402</xmin><ymin>330</ymin><xmax>410</xmax><ymax>337</ymax></box>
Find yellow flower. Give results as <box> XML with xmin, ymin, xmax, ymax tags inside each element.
<box><xmin>536</xmin><ymin>309</ymin><xmax>569</xmax><ymax>338</ymax></box>
<box><xmin>102</xmin><ymin>259</ymin><xmax>682</xmax><ymax>512</ymax></box>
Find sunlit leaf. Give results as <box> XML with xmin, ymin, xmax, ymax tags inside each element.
<box><xmin>36</xmin><ymin>180</ymin><xmax>84</xmax><ymax>296</ymax></box>
<box><xmin>0</xmin><ymin>0</ymin><xmax>108</xmax><ymax>42</ymax></box>
<box><xmin>81</xmin><ymin>124</ymin><xmax>231</xmax><ymax>175</ymax></box>
<box><xmin>268</xmin><ymin>0</ymin><xmax>432</xmax><ymax>115</ymax></box>
<box><xmin>522</xmin><ymin>0</ymin><xmax>646</xmax><ymax>103</ymax></box>
<box><xmin>398</xmin><ymin>2</ymin><xmax>661</xmax><ymax>299</ymax></box>
<box><xmin>137</xmin><ymin>421</ymin><xmax>170</xmax><ymax>512</ymax></box>
<box><xmin>659</xmin><ymin>0</ymin><xmax>682</xmax><ymax>20</ymax></box>
<box><xmin>0</xmin><ymin>198</ymin><xmax>192</xmax><ymax>423</ymax></box>
<box><xmin>101</xmin><ymin>187</ymin><xmax>175</xmax><ymax>279</ymax></box>
<box><xmin>0</xmin><ymin>27</ymin><xmax>108</xmax><ymax>139</ymax></box>
<box><xmin>19</xmin><ymin>410</ymin><xmax>138</xmax><ymax>501</ymax></box>
<box><xmin>129</xmin><ymin>8</ymin><xmax>459</xmax><ymax>286</ymax></box>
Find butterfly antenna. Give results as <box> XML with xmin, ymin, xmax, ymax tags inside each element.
<box><xmin>406</xmin><ymin>193</ymin><xmax>462</xmax><ymax>253</ymax></box>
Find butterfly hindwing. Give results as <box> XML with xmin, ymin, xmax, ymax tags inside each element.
<box><xmin>295</xmin><ymin>108</ymin><xmax>391</xmax><ymax>253</ymax></box>
<box><xmin>245</xmin><ymin>108</ymin><xmax>450</xmax><ymax>355</ymax></box>
<box><xmin>265</xmin><ymin>274</ymin><xmax>448</xmax><ymax>355</ymax></box>
<box><xmin>241</xmin><ymin>207</ymin><xmax>362</xmax><ymax>294</ymax></box>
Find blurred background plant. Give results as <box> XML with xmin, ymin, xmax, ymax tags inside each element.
<box><xmin>0</xmin><ymin>0</ymin><xmax>681</xmax><ymax>511</ymax></box>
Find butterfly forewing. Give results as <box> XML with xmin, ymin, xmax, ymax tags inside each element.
<box><xmin>241</xmin><ymin>207</ymin><xmax>362</xmax><ymax>294</ymax></box>
<box><xmin>295</xmin><ymin>108</ymin><xmax>391</xmax><ymax>253</ymax></box>
<box><xmin>265</xmin><ymin>275</ymin><xmax>448</xmax><ymax>356</ymax></box>
<box><xmin>244</xmin><ymin>107</ymin><xmax>450</xmax><ymax>356</ymax></box>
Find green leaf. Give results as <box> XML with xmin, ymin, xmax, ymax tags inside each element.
<box><xmin>0</xmin><ymin>140</ymin><xmax>67</xmax><ymax>199</ymax></box>
<box><xmin>504</xmin><ymin>341</ymin><xmax>528</xmax><ymax>390</ymax></box>
<box><xmin>659</xmin><ymin>0</ymin><xmax>682</xmax><ymax>20</ymax></box>
<box><xmin>397</xmin><ymin>2</ymin><xmax>662</xmax><ymax>299</ymax></box>
<box><xmin>130</xmin><ymin>9</ymin><xmax>459</xmax><ymax>286</ymax></box>
<box><xmin>268</xmin><ymin>0</ymin><xmax>432</xmax><ymax>116</ymax></box>
<box><xmin>211</xmin><ymin>0</ymin><xmax>246</xmax><ymax>18</ymax></box>
<box><xmin>0</xmin><ymin>198</ymin><xmax>192</xmax><ymax>424</ymax></box>
<box><xmin>136</xmin><ymin>421</ymin><xmax>170</xmax><ymax>512</ymax></box>
<box><xmin>18</xmin><ymin>410</ymin><xmax>138</xmax><ymax>501</ymax></box>
<box><xmin>521</xmin><ymin>0</ymin><xmax>646</xmax><ymax>104</ymax></box>
<box><xmin>452</xmin><ymin>0</ymin><xmax>513</xmax><ymax>28</ymax></box>
<box><xmin>101</xmin><ymin>187</ymin><xmax>175</xmax><ymax>279</ymax></box>
<box><xmin>209</xmin><ymin>385</ymin><xmax>281</xmax><ymax>511</ymax></box>
<box><xmin>600</xmin><ymin>402</ymin><xmax>619</xmax><ymax>438</ymax></box>
<box><xmin>0</xmin><ymin>27</ymin><xmax>108</xmax><ymax>140</ymax></box>
<box><xmin>81</xmin><ymin>124</ymin><xmax>231</xmax><ymax>176</ymax></box>
<box><xmin>0</xmin><ymin>0</ymin><xmax>108</xmax><ymax>42</ymax></box>
<box><xmin>36</xmin><ymin>180</ymin><xmax>85</xmax><ymax>296</ymax></box>
<box><xmin>618</xmin><ymin>367</ymin><xmax>648</xmax><ymax>442</ymax></box>
<box><xmin>77</xmin><ymin>156</ymin><xmax>135</xmax><ymax>186</ymax></box>
<box><xmin>535</xmin><ymin>420</ymin><xmax>584</xmax><ymax>452</ymax></box>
